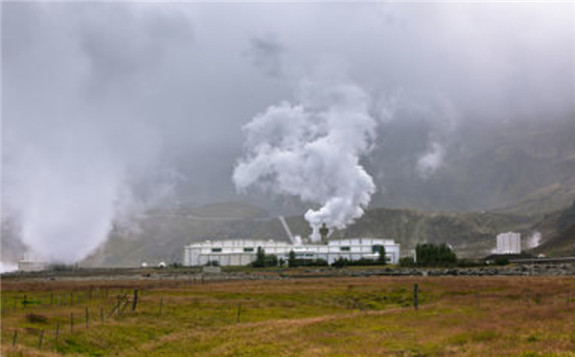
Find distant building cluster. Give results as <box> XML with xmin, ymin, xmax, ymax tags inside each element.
<box><xmin>496</xmin><ymin>232</ymin><xmax>521</xmax><ymax>254</ymax></box>
<box><xmin>184</xmin><ymin>238</ymin><xmax>400</xmax><ymax>267</ymax></box>
<box><xmin>17</xmin><ymin>260</ymin><xmax>46</xmax><ymax>272</ymax></box>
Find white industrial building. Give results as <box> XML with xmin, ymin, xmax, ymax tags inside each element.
<box><xmin>184</xmin><ymin>238</ymin><xmax>401</xmax><ymax>267</ymax></box>
<box><xmin>17</xmin><ymin>259</ymin><xmax>46</xmax><ymax>272</ymax></box>
<box><xmin>496</xmin><ymin>232</ymin><xmax>521</xmax><ymax>254</ymax></box>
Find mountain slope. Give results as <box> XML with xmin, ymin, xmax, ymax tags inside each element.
<box><xmin>368</xmin><ymin>117</ymin><xmax>575</xmax><ymax>214</ymax></box>
<box><xmin>82</xmin><ymin>204</ymin><xmax>533</xmax><ymax>267</ymax></box>
<box><xmin>533</xmin><ymin>201</ymin><xmax>575</xmax><ymax>256</ymax></box>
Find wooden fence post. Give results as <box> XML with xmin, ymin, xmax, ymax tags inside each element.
<box><xmin>12</xmin><ymin>329</ymin><xmax>17</xmax><ymax>346</ymax></box>
<box><xmin>70</xmin><ymin>313</ymin><xmax>74</xmax><ymax>333</ymax></box>
<box><xmin>55</xmin><ymin>322</ymin><xmax>60</xmax><ymax>343</ymax></box>
<box><xmin>38</xmin><ymin>329</ymin><xmax>45</xmax><ymax>350</ymax></box>
<box><xmin>132</xmin><ymin>290</ymin><xmax>138</xmax><ymax>311</ymax></box>
<box><xmin>236</xmin><ymin>303</ymin><xmax>241</xmax><ymax>323</ymax></box>
<box><xmin>85</xmin><ymin>307</ymin><xmax>89</xmax><ymax>329</ymax></box>
<box><xmin>413</xmin><ymin>284</ymin><xmax>419</xmax><ymax>311</ymax></box>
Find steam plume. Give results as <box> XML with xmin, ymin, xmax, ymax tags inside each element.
<box><xmin>233</xmin><ymin>81</ymin><xmax>376</xmax><ymax>242</ymax></box>
<box><xmin>2</xmin><ymin>121</ymin><xmax>174</xmax><ymax>264</ymax></box>
<box><xmin>416</xmin><ymin>141</ymin><xmax>445</xmax><ymax>179</ymax></box>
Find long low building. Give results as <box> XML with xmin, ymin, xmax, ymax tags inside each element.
<box><xmin>184</xmin><ymin>238</ymin><xmax>400</xmax><ymax>266</ymax></box>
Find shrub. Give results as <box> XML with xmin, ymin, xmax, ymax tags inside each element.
<box><xmin>26</xmin><ymin>313</ymin><xmax>48</xmax><ymax>324</ymax></box>
<box><xmin>290</xmin><ymin>258</ymin><xmax>329</xmax><ymax>267</ymax></box>
<box><xmin>264</xmin><ymin>254</ymin><xmax>278</xmax><ymax>267</ymax></box>
<box><xmin>377</xmin><ymin>245</ymin><xmax>387</xmax><ymax>265</ymax></box>
<box><xmin>331</xmin><ymin>257</ymin><xmax>387</xmax><ymax>268</ymax></box>
<box><xmin>415</xmin><ymin>243</ymin><xmax>457</xmax><ymax>267</ymax></box>
<box><xmin>251</xmin><ymin>247</ymin><xmax>278</xmax><ymax>268</ymax></box>
<box><xmin>399</xmin><ymin>257</ymin><xmax>416</xmax><ymax>267</ymax></box>
<box><xmin>457</xmin><ymin>259</ymin><xmax>483</xmax><ymax>268</ymax></box>
<box><xmin>494</xmin><ymin>257</ymin><xmax>509</xmax><ymax>266</ymax></box>
<box><xmin>332</xmin><ymin>257</ymin><xmax>349</xmax><ymax>268</ymax></box>
<box><xmin>288</xmin><ymin>250</ymin><xmax>296</xmax><ymax>267</ymax></box>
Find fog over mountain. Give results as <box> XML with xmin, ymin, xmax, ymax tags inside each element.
<box><xmin>2</xmin><ymin>2</ymin><xmax>574</xmax><ymax>265</ymax></box>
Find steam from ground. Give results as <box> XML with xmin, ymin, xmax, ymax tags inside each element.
<box><xmin>527</xmin><ymin>232</ymin><xmax>542</xmax><ymax>250</ymax></box>
<box><xmin>2</xmin><ymin>4</ymin><xmax>190</xmax><ymax>264</ymax></box>
<box><xmin>3</xmin><ymin>112</ymin><xmax>178</xmax><ymax>264</ymax></box>
<box><xmin>234</xmin><ymin>81</ymin><xmax>376</xmax><ymax>241</ymax></box>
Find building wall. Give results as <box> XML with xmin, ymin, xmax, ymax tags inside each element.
<box><xmin>184</xmin><ymin>238</ymin><xmax>400</xmax><ymax>266</ymax></box>
<box><xmin>17</xmin><ymin>261</ymin><xmax>46</xmax><ymax>272</ymax></box>
<box><xmin>496</xmin><ymin>232</ymin><xmax>521</xmax><ymax>254</ymax></box>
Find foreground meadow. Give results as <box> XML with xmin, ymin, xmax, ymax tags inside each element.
<box><xmin>1</xmin><ymin>275</ymin><xmax>574</xmax><ymax>356</ymax></box>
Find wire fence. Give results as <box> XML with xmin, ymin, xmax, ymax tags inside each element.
<box><xmin>1</xmin><ymin>283</ymin><xmax>572</xmax><ymax>353</ymax></box>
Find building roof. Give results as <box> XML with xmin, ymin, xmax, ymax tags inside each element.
<box><xmin>185</xmin><ymin>238</ymin><xmax>398</xmax><ymax>248</ymax></box>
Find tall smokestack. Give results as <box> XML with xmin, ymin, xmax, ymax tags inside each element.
<box><xmin>319</xmin><ymin>223</ymin><xmax>329</xmax><ymax>244</ymax></box>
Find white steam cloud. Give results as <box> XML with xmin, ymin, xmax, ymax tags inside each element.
<box><xmin>380</xmin><ymin>91</ymin><xmax>459</xmax><ymax>179</ymax></box>
<box><xmin>4</xmin><ymin>147</ymin><xmax>128</xmax><ymax>264</ymax></box>
<box><xmin>416</xmin><ymin>98</ymin><xmax>457</xmax><ymax>179</ymax></box>
<box><xmin>233</xmin><ymin>81</ymin><xmax>377</xmax><ymax>242</ymax></box>
<box><xmin>2</xmin><ymin>4</ymin><xmax>189</xmax><ymax>264</ymax></box>
<box><xmin>416</xmin><ymin>142</ymin><xmax>445</xmax><ymax>179</ymax></box>
<box><xmin>527</xmin><ymin>231</ymin><xmax>542</xmax><ymax>249</ymax></box>
<box><xmin>2</xmin><ymin>119</ymin><xmax>174</xmax><ymax>264</ymax></box>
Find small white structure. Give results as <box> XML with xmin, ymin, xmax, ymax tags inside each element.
<box><xmin>17</xmin><ymin>260</ymin><xmax>46</xmax><ymax>272</ymax></box>
<box><xmin>496</xmin><ymin>232</ymin><xmax>521</xmax><ymax>254</ymax></box>
<box><xmin>184</xmin><ymin>238</ymin><xmax>400</xmax><ymax>266</ymax></box>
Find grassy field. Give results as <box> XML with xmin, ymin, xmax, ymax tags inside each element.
<box><xmin>1</xmin><ymin>275</ymin><xmax>574</xmax><ymax>356</ymax></box>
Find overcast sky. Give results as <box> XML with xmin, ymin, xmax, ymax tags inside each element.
<box><xmin>2</xmin><ymin>2</ymin><xmax>574</xmax><ymax>262</ymax></box>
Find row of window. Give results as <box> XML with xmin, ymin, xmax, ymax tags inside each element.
<box><xmin>211</xmin><ymin>247</ymin><xmax>254</xmax><ymax>253</ymax></box>
<box><xmin>210</xmin><ymin>246</ymin><xmax>368</xmax><ymax>253</ymax></box>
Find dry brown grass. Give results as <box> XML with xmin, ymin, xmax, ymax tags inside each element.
<box><xmin>1</xmin><ymin>276</ymin><xmax>574</xmax><ymax>356</ymax></box>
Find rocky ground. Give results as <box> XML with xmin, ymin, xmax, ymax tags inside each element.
<box><xmin>2</xmin><ymin>263</ymin><xmax>574</xmax><ymax>284</ymax></box>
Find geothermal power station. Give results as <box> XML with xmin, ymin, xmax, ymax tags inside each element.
<box><xmin>184</xmin><ymin>218</ymin><xmax>400</xmax><ymax>267</ymax></box>
<box><xmin>184</xmin><ymin>238</ymin><xmax>401</xmax><ymax>267</ymax></box>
